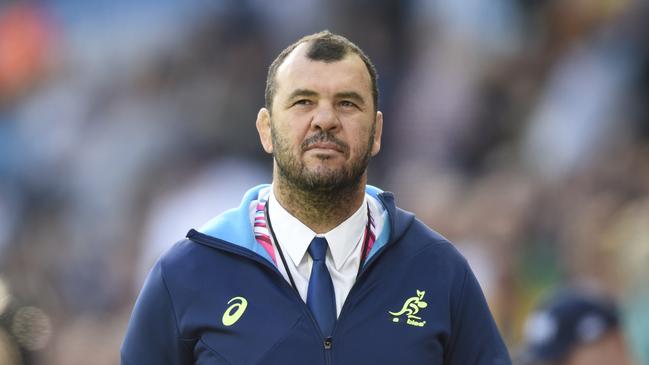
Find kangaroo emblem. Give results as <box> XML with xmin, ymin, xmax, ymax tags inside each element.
<box><xmin>389</xmin><ymin>290</ymin><xmax>428</xmax><ymax>327</ymax></box>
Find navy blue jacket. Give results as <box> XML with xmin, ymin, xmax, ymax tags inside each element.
<box><xmin>121</xmin><ymin>185</ymin><xmax>511</xmax><ymax>364</ymax></box>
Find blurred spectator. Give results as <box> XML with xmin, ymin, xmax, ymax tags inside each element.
<box><xmin>0</xmin><ymin>3</ymin><xmax>56</xmax><ymax>104</ymax></box>
<box><xmin>517</xmin><ymin>285</ymin><xmax>637</xmax><ymax>365</ymax></box>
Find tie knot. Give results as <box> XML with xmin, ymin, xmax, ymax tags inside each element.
<box><xmin>308</xmin><ymin>237</ymin><xmax>329</xmax><ymax>262</ymax></box>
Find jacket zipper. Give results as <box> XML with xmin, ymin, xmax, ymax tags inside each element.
<box><xmin>324</xmin><ymin>337</ymin><xmax>333</xmax><ymax>365</ymax></box>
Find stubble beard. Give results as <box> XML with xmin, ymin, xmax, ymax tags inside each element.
<box><xmin>271</xmin><ymin>122</ymin><xmax>375</xmax><ymax>197</ymax></box>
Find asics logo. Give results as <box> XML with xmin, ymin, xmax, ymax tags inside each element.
<box><xmin>222</xmin><ymin>296</ymin><xmax>248</xmax><ymax>326</ymax></box>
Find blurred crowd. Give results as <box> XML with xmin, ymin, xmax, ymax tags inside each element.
<box><xmin>0</xmin><ymin>0</ymin><xmax>648</xmax><ymax>364</ymax></box>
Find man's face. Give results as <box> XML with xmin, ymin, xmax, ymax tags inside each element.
<box><xmin>563</xmin><ymin>331</ymin><xmax>633</xmax><ymax>365</ymax></box>
<box><xmin>257</xmin><ymin>42</ymin><xmax>382</xmax><ymax>192</ymax></box>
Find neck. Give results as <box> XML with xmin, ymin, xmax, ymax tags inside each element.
<box><xmin>273</xmin><ymin>173</ymin><xmax>366</xmax><ymax>234</ymax></box>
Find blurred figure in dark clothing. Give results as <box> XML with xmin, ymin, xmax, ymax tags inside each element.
<box><xmin>518</xmin><ymin>286</ymin><xmax>636</xmax><ymax>365</ymax></box>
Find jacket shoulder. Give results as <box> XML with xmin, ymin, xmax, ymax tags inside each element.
<box><xmin>403</xmin><ymin>216</ymin><xmax>463</xmax><ymax>255</ymax></box>
<box><xmin>157</xmin><ymin>238</ymin><xmax>201</xmax><ymax>271</ymax></box>
<box><xmin>153</xmin><ymin>237</ymin><xmax>221</xmax><ymax>292</ymax></box>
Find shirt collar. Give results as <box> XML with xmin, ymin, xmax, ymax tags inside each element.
<box><xmin>268</xmin><ymin>191</ymin><xmax>368</xmax><ymax>271</ymax></box>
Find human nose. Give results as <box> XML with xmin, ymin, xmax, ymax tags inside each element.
<box><xmin>311</xmin><ymin>104</ymin><xmax>341</xmax><ymax>132</ymax></box>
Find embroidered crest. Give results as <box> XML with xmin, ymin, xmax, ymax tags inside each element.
<box><xmin>388</xmin><ymin>290</ymin><xmax>428</xmax><ymax>327</ymax></box>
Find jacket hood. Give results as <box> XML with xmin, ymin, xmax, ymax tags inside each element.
<box><xmin>196</xmin><ymin>184</ymin><xmax>414</xmax><ymax>265</ymax></box>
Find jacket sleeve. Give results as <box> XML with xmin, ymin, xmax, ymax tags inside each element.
<box><xmin>444</xmin><ymin>264</ymin><xmax>512</xmax><ymax>365</ymax></box>
<box><xmin>121</xmin><ymin>261</ymin><xmax>194</xmax><ymax>365</ymax></box>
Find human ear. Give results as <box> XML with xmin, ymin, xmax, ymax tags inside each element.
<box><xmin>256</xmin><ymin>108</ymin><xmax>273</xmax><ymax>154</ymax></box>
<box><xmin>371</xmin><ymin>111</ymin><xmax>383</xmax><ymax>156</ymax></box>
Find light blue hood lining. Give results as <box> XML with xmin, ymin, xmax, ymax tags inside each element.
<box><xmin>198</xmin><ymin>184</ymin><xmax>391</xmax><ymax>267</ymax></box>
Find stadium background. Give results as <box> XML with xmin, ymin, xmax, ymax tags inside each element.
<box><xmin>0</xmin><ymin>0</ymin><xmax>648</xmax><ymax>363</ymax></box>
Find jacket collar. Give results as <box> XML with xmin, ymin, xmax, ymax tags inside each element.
<box><xmin>195</xmin><ymin>184</ymin><xmax>414</xmax><ymax>266</ymax></box>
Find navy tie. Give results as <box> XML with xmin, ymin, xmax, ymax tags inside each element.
<box><xmin>306</xmin><ymin>237</ymin><xmax>336</xmax><ymax>336</ymax></box>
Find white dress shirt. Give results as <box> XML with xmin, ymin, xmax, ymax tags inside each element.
<box><xmin>267</xmin><ymin>190</ymin><xmax>384</xmax><ymax>317</ymax></box>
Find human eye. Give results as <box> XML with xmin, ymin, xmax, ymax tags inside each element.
<box><xmin>339</xmin><ymin>100</ymin><xmax>358</xmax><ymax>109</ymax></box>
<box><xmin>293</xmin><ymin>99</ymin><xmax>313</xmax><ymax>106</ymax></box>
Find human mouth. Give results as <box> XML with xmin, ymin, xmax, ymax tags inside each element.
<box><xmin>305</xmin><ymin>142</ymin><xmax>343</xmax><ymax>153</ymax></box>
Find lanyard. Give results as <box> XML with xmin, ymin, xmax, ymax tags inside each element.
<box><xmin>264</xmin><ymin>201</ymin><xmax>372</xmax><ymax>293</ymax></box>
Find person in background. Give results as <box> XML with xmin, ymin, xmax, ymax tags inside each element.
<box><xmin>518</xmin><ymin>286</ymin><xmax>637</xmax><ymax>365</ymax></box>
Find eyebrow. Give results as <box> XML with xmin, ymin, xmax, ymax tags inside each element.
<box><xmin>287</xmin><ymin>89</ymin><xmax>318</xmax><ymax>100</ymax></box>
<box><xmin>335</xmin><ymin>91</ymin><xmax>365</xmax><ymax>106</ymax></box>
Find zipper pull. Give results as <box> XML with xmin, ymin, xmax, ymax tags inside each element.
<box><xmin>323</xmin><ymin>337</ymin><xmax>333</xmax><ymax>350</ymax></box>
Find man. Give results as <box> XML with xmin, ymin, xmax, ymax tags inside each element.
<box><xmin>518</xmin><ymin>287</ymin><xmax>636</xmax><ymax>365</ymax></box>
<box><xmin>121</xmin><ymin>30</ymin><xmax>511</xmax><ymax>364</ymax></box>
